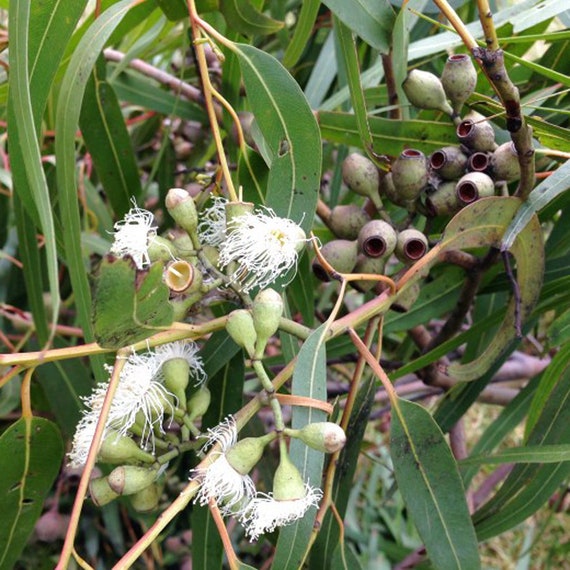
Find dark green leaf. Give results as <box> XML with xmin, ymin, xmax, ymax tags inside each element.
<box><xmin>93</xmin><ymin>257</ymin><xmax>173</xmax><ymax>349</ymax></box>
<box><xmin>220</xmin><ymin>0</ymin><xmax>283</xmax><ymax>35</ymax></box>
<box><xmin>0</xmin><ymin>417</ymin><xmax>63</xmax><ymax>569</ymax></box>
<box><xmin>391</xmin><ymin>398</ymin><xmax>480</xmax><ymax>570</ymax></box>
<box><xmin>282</xmin><ymin>0</ymin><xmax>320</xmax><ymax>68</ymax></box>
<box><xmin>230</xmin><ymin>43</ymin><xmax>322</xmax><ymax>233</ymax></box>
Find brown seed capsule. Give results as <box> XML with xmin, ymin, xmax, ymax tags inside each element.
<box><xmin>391</xmin><ymin>149</ymin><xmax>429</xmax><ymax>205</ymax></box>
<box><xmin>491</xmin><ymin>141</ymin><xmax>520</xmax><ymax>181</ymax></box>
<box><xmin>441</xmin><ymin>54</ymin><xmax>478</xmax><ymax>115</ymax></box>
<box><xmin>430</xmin><ymin>146</ymin><xmax>468</xmax><ymax>180</ymax></box>
<box><xmin>351</xmin><ymin>254</ymin><xmax>386</xmax><ymax>293</ymax></box>
<box><xmin>312</xmin><ymin>240</ymin><xmax>358</xmax><ymax>281</ymax></box>
<box><xmin>456</xmin><ymin>112</ymin><xmax>497</xmax><ymax>152</ymax></box>
<box><xmin>342</xmin><ymin>153</ymin><xmax>381</xmax><ymax>203</ymax></box>
<box><xmin>425</xmin><ymin>181</ymin><xmax>463</xmax><ymax>217</ymax></box>
<box><xmin>357</xmin><ymin>220</ymin><xmax>398</xmax><ymax>259</ymax></box>
<box><xmin>329</xmin><ymin>205</ymin><xmax>371</xmax><ymax>240</ymax></box>
<box><xmin>395</xmin><ymin>229</ymin><xmax>428</xmax><ymax>263</ymax></box>
<box><xmin>456</xmin><ymin>172</ymin><xmax>495</xmax><ymax>205</ymax></box>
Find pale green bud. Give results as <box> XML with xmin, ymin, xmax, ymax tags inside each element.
<box><xmin>166</xmin><ymin>188</ymin><xmax>199</xmax><ymax>237</ymax></box>
<box><xmin>89</xmin><ymin>476</ymin><xmax>120</xmax><ymax>507</ymax></box>
<box><xmin>187</xmin><ymin>386</ymin><xmax>211</xmax><ymax>422</ymax></box>
<box><xmin>225</xmin><ymin>432</ymin><xmax>276</xmax><ymax>475</ymax></box>
<box><xmin>99</xmin><ymin>430</ymin><xmax>156</xmax><ymax>465</ymax></box>
<box><xmin>129</xmin><ymin>483</ymin><xmax>161</xmax><ymax>512</ymax></box>
<box><xmin>107</xmin><ymin>465</ymin><xmax>160</xmax><ymax>496</ymax></box>
<box><xmin>252</xmin><ymin>289</ymin><xmax>284</xmax><ymax>358</ymax></box>
<box><xmin>273</xmin><ymin>452</ymin><xmax>306</xmax><ymax>501</ymax></box>
<box><xmin>226</xmin><ymin>309</ymin><xmax>257</xmax><ymax>358</ymax></box>
<box><xmin>287</xmin><ymin>422</ymin><xmax>346</xmax><ymax>454</ymax></box>
<box><xmin>403</xmin><ymin>69</ymin><xmax>454</xmax><ymax>116</ymax></box>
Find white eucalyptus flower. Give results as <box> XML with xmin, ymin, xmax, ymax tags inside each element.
<box><xmin>191</xmin><ymin>417</ymin><xmax>256</xmax><ymax>516</ymax></box>
<box><xmin>155</xmin><ymin>340</ymin><xmax>207</xmax><ymax>386</ymax></box>
<box><xmin>198</xmin><ymin>196</ymin><xmax>228</xmax><ymax>247</ymax></box>
<box><xmin>110</xmin><ymin>205</ymin><xmax>157</xmax><ymax>269</ymax></box>
<box><xmin>240</xmin><ymin>484</ymin><xmax>323</xmax><ymax>541</ymax></box>
<box><xmin>218</xmin><ymin>207</ymin><xmax>306</xmax><ymax>293</ymax></box>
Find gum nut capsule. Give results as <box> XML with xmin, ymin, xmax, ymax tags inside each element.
<box><xmin>351</xmin><ymin>254</ymin><xmax>386</xmax><ymax>293</ymax></box>
<box><xmin>392</xmin><ymin>280</ymin><xmax>421</xmax><ymax>312</ymax></box>
<box><xmin>391</xmin><ymin>149</ymin><xmax>429</xmax><ymax>202</ymax></box>
<box><xmin>468</xmin><ymin>151</ymin><xmax>491</xmax><ymax>173</ymax></box>
<box><xmin>441</xmin><ymin>54</ymin><xmax>478</xmax><ymax>115</ymax></box>
<box><xmin>456</xmin><ymin>172</ymin><xmax>495</xmax><ymax>205</ymax></box>
<box><xmin>491</xmin><ymin>141</ymin><xmax>520</xmax><ymax>181</ymax></box>
<box><xmin>429</xmin><ymin>146</ymin><xmax>468</xmax><ymax>180</ymax></box>
<box><xmin>425</xmin><ymin>181</ymin><xmax>462</xmax><ymax>217</ymax></box>
<box><xmin>165</xmin><ymin>188</ymin><xmax>199</xmax><ymax>236</ymax></box>
<box><xmin>329</xmin><ymin>205</ymin><xmax>371</xmax><ymax>240</ymax></box>
<box><xmin>396</xmin><ymin>229</ymin><xmax>429</xmax><ymax>263</ymax></box>
<box><xmin>357</xmin><ymin>220</ymin><xmax>397</xmax><ymax>259</ymax></box>
<box><xmin>456</xmin><ymin>117</ymin><xmax>496</xmax><ymax>152</ymax></box>
<box><xmin>379</xmin><ymin>172</ymin><xmax>401</xmax><ymax>205</ymax></box>
<box><xmin>312</xmin><ymin>239</ymin><xmax>358</xmax><ymax>281</ymax></box>
<box><xmin>164</xmin><ymin>260</ymin><xmax>200</xmax><ymax>293</ymax></box>
<box><xmin>341</xmin><ymin>153</ymin><xmax>381</xmax><ymax>199</ymax></box>
<box><xmin>403</xmin><ymin>69</ymin><xmax>454</xmax><ymax>116</ymax></box>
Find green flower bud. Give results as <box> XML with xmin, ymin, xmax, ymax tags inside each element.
<box><xmin>129</xmin><ymin>483</ymin><xmax>161</xmax><ymax>513</ymax></box>
<box><xmin>357</xmin><ymin>220</ymin><xmax>397</xmax><ymax>259</ymax></box>
<box><xmin>403</xmin><ymin>69</ymin><xmax>454</xmax><ymax>116</ymax></box>
<box><xmin>351</xmin><ymin>254</ymin><xmax>386</xmax><ymax>293</ymax></box>
<box><xmin>395</xmin><ymin>229</ymin><xmax>429</xmax><ymax>263</ymax></box>
<box><xmin>169</xmin><ymin>293</ymin><xmax>201</xmax><ymax>322</ymax></box>
<box><xmin>166</xmin><ymin>188</ymin><xmax>199</xmax><ymax>237</ymax></box>
<box><xmin>441</xmin><ymin>54</ymin><xmax>478</xmax><ymax>115</ymax></box>
<box><xmin>456</xmin><ymin>172</ymin><xmax>495</xmax><ymax>205</ymax></box>
<box><xmin>89</xmin><ymin>476</ymin><xmax>120</xmax><ymax>507</ymax></box>
<box><xmin>287</xmin><ymin>422</ymin><xmax>346</xmax><ymax>454</ymax></box>
<box><xmin>225</xmin><ymin>432</ymin><xmax>277</xmax><ymax>475</ymax></box>
<box><xmin>329</xmin><ymin>205</ymin><xmax>371</xmax><ymax>240</ymax></box>
<box><xmin>107</xmin><ymin>465</ymin><xmax>160</xmax><ymax>496</ymax></box>
<box><xmin>391</xmin><ymin>149</ymin><xmax>429</xmax><ymax>207</ymax></box>
<box><xmin>491</xmin><ymin>141</ymin><xmax>520</xmax><ymax>181</ymax></box>
<box><xmin>252</xmin><ymin>289</ymin><xmax>284</xmax><ymax>358</ymax></box>
<box><xmin>225</xmin><ymin>201</ymin><xmax>255</xmax><ymax>227</ymax></box>
<box><xmin>429</xmin><ymin>146</ymin><xmax>468</xmax><ymax>180</ymax></box>
<box><xmin>342</xmin><ymin>153</ymin><xmax>382</xmax><ymax>208</ymax></box>
<box><xmin>162</xmin><ymin>357</ymin><xmax>190</xmax><ymax>406</ymax></box>
<box><xmin>201</xmin><ymin>244</ymin><xmax>220</xmax><ymax>268</ymax></box>
<box><xmin>456</xmin><ymin>114</ymin><xmax>496</xmax><ymax>152</ymax></box>
<box><xmin>147</xmin><ymin>235</ymin><xmax>178</xmax><ymax>264</ymax></box>
<box><xmin>99</xmin><ymin>430</ymin><xmax>156</xmax><ymax>465</ymax></box>
<box><xmin>273</xmin><ymin>451</ymin><xmax>306</xmax><ymax>501</ymax></box>
<box><xmin>425</xmin><ymin>181</ymin><xmax>462</xmax><ymax>217</ymax></box>
<box><xmin>187</xmin><ymin>386</ymin><xmax>211</xmax><ymax>421</ymax></box>
<box><xmin>226</xmin><ymin>309</ymin><xmax>257</xmax><ymax>358</ymax></box>
<box><xmin>312</xmin><ymin>239</ymin><xmax>358</xmax><ymax>281</ymax></box>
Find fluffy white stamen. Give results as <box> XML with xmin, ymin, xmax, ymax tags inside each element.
<box><xmin>154</xmin><ymin>340</ymin><xmax>207</xmax><ymax>386</ymax></box>
<box><xmin>218</xmin><ymin>208</ymin><xmax>306</xmax><ymax>293</ymax></box>
<box><xmin>191</xmin><ymin>417</ymin><xmax>256</xmax><ymax>516</ymax></box>
<box><xmin>110</xmin><ymin>206</ymin><xmax>157</xmax><ymax>269</ymax></box>
<box><xmin>198</xmin><ymin>196</ymin><xmax>228</xmax><ymax>247</ymax></box>
<box><xmin>240</xmin><ymin>484</ymin><xmax>323</xmax><ymax>541</ymax></box>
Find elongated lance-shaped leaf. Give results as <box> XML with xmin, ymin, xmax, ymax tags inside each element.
<box><xmin>282</xmin><ymin>0</ymin><xmax>320</xmax><ymax>68</ymax></box>
<box><xmin>473</xmin><ymin>344</ymin><xmax>570</xmax><ymax>539</ymax></box>
<box><xmin>502</xmin><ymin>159</ymin><xmax>570</xmax><ymax>251</ymax></box>
<box><xmin>334</xmin><ymin>17</ymin><xmax>374</xmax><ymax>154</ymax></box>
<box><xmin>55</xmin><ymin>0</ymin><xmax>139</xmax><ymax>348</ymax></box>
<box><xmin>220</xmin><ymin>0</ymin><xmax>283</xmax><ymax>36</ymax></box>
<box><xmin>8</xmin><ymin>0</ymin><xmax>63</xmax><ymax>342</ymax></box>
<box><xmin>0</xmin><ymin>418</ymin><xmax>63</xmax><ymax>569</ymax></box>
<box><xmin>321</xmin><ymin>0</ymin><xmax>395</xmax><ymax>53</ymax></box>
<box><xmin>229</xmin><ymin>43</ymin><xmax>322</xmax><ymax>233</ymax></box>
<box><xmin>272</xmin><ymin>324</ymin><xmax>328</xmax><ymax>569</ymax></box>
<box><xmin>391</xmin><ymin>398</ymin><xmax>480</xmax><ymax>570</ymax></box>
<box><xmin>393</xmin><ymin>197</ymin><xmax>543</xmax><ymax>382</ymax></box>
<box><xmin>80</xmin><ymin>56</ymin><xmax>142</xmax><ymax>218</ymax></box>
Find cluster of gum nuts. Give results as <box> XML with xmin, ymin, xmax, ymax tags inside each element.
<box><xmin>314</xmin><ymin>54</ymin><xmax>521</xmax><ymax>293</ymax></box>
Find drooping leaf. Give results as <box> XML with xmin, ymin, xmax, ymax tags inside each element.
<box><xmin>220</xmin><ymin>0</ymin><xmax>283</xmax><ymax>36</ymax></box>
<box><xmin>229</xmin><ymin>43</ymin><xmax>322</xmax><ymax>233</ymax></box>
<box><xmin>391</xmin><ymin>398</ymin><xmax>480</xmax><ymax>570</ymax></box>
<box><xmin>0</xmin><ymin>417</ymin><xmax>64</xmax><ymax>569</ymax></box>
<box><xmin>282</xmin><ymin>0</ymin><xmax>321</xmax><ymax>68</ymax></box>
<box><xmin>80</xmin><ymin>57</ymin><xmax>142</xmax><ymax>218</ymax></box>
<box><xmin>272</xmin><ymin>324</ymin><xmax>328</xmax><ymax>569</ymax></box>
<box><xmin>93</xmin><ymin>256</ymin><xmax>173</xmax><ymax>349</ymax></box>
<box><xmin>321</xmin><ymin>0</ymin><xmax>395</xmax><ymax>53</ymax></box>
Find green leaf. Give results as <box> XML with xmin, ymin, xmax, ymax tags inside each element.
<box><xmin>282</xmin><ymin>0</ymin><xmax>320</xmax><ymax>68</ymax></box>
<box><xmin>391</xmin><ymin>398</ymin><xmax>480</xmax><ymax>570</ymax></box>
<box><xmin>310</xmin><ymin>377</ymin><xmax>375</xmax><ymax>569</ymax></box>
<box><xmin>8</xmin><ymin>0</ymin><xmax>65</xmax><ymax>341</ymax></box>
<box><xmin>334</xmin><ymin>17</ymin><xmax>373</xmax><ymax>153</ymax></box>
<box><xmin>230</xmin><ymin>43</ymin><xmax>322</xmax><ymax>233</ymax></box>
<box><xmin>192</xmin><ymin>350</ymin><xmax>245</xmax><ymax>570</ymax></box>
<box><xmin>272</xmin><ymin>324</ymin><xmax>328</xmax><ymax>569</ymax></box>
<box><xmin>462</xmin><ymin>444</ymin><xmax>570</xmax><ymax>467</ymax></box>
<box><xmin>549</xmin><ymin>307</ymin><xmax>570</xmax><ymax>347</ymax></box>
<box><xmin>92</xmin><ymin>257</ymin><xmax>173</xmax><ymax>349</ymax></box>
<box><xmin>473</xmin><ymin>345</ymin><xmax>570</xmax><ymax>539</ymax></box>
<box><xmin>80</xmin><ymin>57</ymin><xmax>142</xmax><ymax>218</ymax></box>
<box><xmin>501</xmin><ymin>159</ymin><xmax>570</xmax><ymax>251</ymax></box>
<box><xmin>220</xmin><ymin>0</ymin><xmax>283</xmax><ymax>36</ymax></box>
<box><xmin>0</xmin><ymin>417</ymin><xmax>64</xmax><ymax>569</ymax></box>
<box><xmin>321</xmin><ymin>0</ymin><xmax>395</xmax><ymax>53</ymax></box>
<box><xmin>56</xmin><ymin>0</ymin><xmax>137</xmax><ymax>358</ymax></box>
<box><xmin>318</xmin><ymin>111</ymin><xmax>457</xmax><ymax>154</ymax></box>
